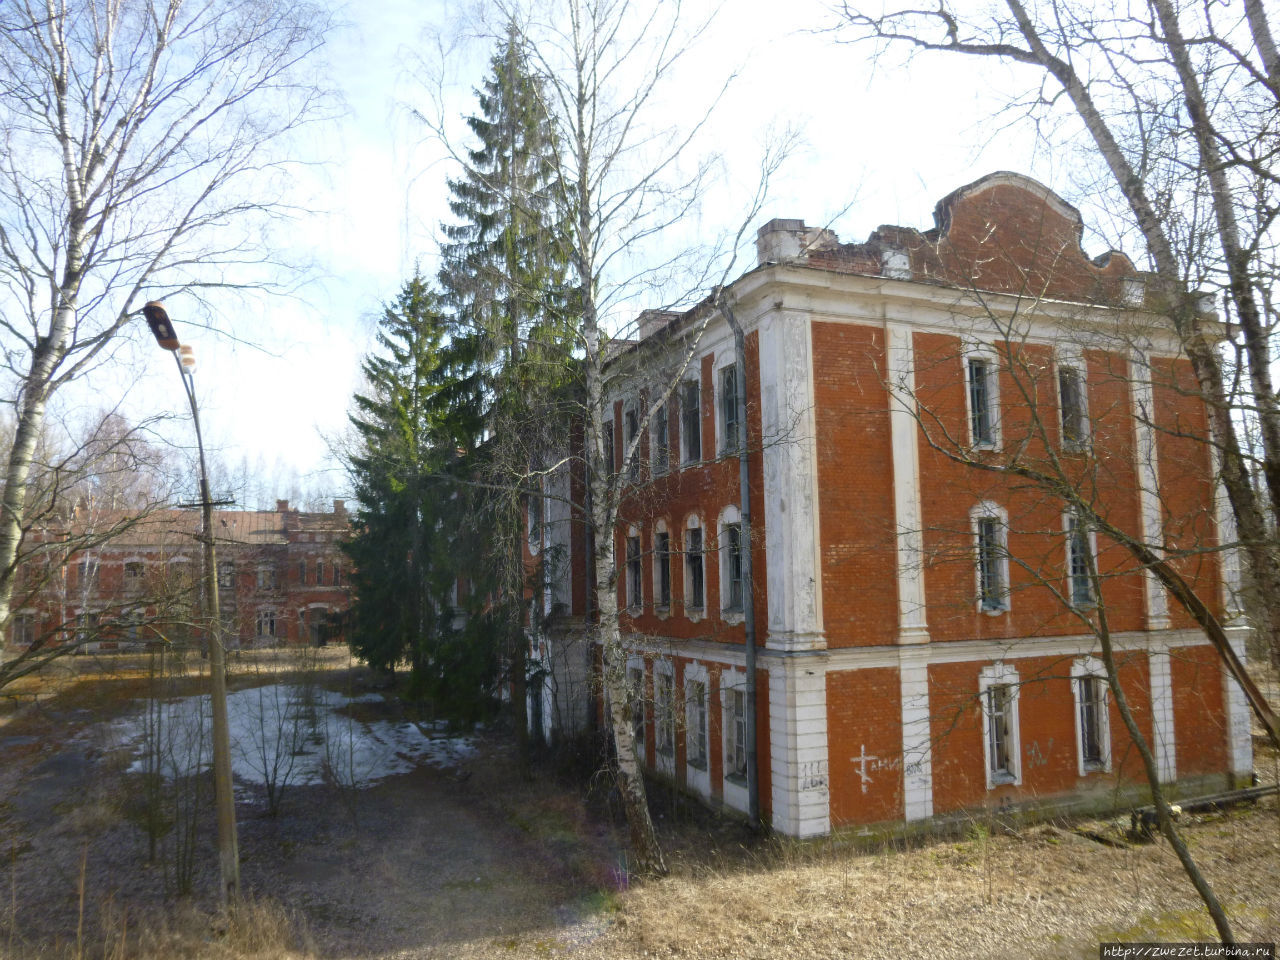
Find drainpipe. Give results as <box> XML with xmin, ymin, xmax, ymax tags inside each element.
<box><xmin>715</xmin><ymin>288</ymin><xmax>759</xmax><ymax>830</ymax></box>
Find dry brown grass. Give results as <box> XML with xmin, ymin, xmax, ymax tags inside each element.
<box><xmin>564</xmin><ymin>801</ymin><xmax>1280</xmax><ymax>960</ymax></box>
<box><xmin>0</xmin><ymin>896</ymin><xmax>312</xmax><ymax>960</ymax></box>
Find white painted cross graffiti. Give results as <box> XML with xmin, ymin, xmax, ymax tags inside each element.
<box><xmin>853</xmin><ymin>745</ymin><xmax>913</xmax><ymax>793</ymax></box>
<box><xmin>853</xmin><ymin>745</ymin><xmax>877</xmax><ymax>793</ymax></box>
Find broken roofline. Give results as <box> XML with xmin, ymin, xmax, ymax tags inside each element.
<box><xmin>613</xmin><ymin>171</ymin><xmax>1220</xmax><ymax>356</ymax></box>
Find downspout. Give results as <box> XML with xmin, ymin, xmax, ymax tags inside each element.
<box><xmin>715</xmin><ymin>289</ymin><xmax>760</xmax><ymax>830</ymax></box>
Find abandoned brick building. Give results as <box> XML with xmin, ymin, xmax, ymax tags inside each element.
<box><xmin>8</xmin><ymin>499</ymin><xmax>351</xmax><ymax>653</ymax></box>
<box><xmin>536</xmin><ymin>171</ymin><xmax>1252</xmax><ymax>837</ymax></box>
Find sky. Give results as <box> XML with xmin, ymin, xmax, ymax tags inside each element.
<box><xmin>93</xmin><ymin>0</ymin><xmax>1088</xmax><ymax>506</ymax></box>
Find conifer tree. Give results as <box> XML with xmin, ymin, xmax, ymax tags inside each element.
<box><xmin>437</xmin><ymin>23</ymin><xmax>574</xmax><ymax>756</ymax></box>
<box><xmin>344</xmin><ymin>274</ymin><xmax>496</xmax><ymax>715</ymax></box>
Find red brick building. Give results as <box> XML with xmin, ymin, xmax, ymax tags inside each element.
<box><xmin>546</xmin><ymin>172</ymin><xmax>1252</xmax><ymax>837</ymax></box>
<box><xmin>8</xmin><ymin>498</ymin><xmax>351</xmax><ymax>652</ymax></box>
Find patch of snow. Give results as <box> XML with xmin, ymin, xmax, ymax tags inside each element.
<box><xmin>108</xmin><ymin>684</ymin><xmax>475</xmax><ymax>791</ymax></box>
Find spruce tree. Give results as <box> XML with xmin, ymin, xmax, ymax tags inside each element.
<box><xmin>438</xmin><ymin>24</ymin><xmax>575</xmax><ymax>755</ymax></box>
<box><xmin>344</xmin><ymin>274</ymin><xmax>496</xmax><ymax>717</ymax></box>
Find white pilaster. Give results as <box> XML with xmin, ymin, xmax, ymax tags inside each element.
<box><xmin>1209</xmin><ymin>446</ymin><xmax>1245</xmax><ymax>621</ymax></box>
<box><xmin>768</xmin><ymin>656</ymin><xmax>830</xmax><ymax>837</ymax></box>
<box><xmin>760</xmin><ymin>310</ymin><xmax>825</xmax><ymax>650</ymax></box>
<box><xmin>886</xmin><ymin>322</ymin><xmax>929</xmax><ymax>643</ymax></box>
<box><xmin>1130</xmin><ymin>353</ymin><xmax>1171</xmax><ymax>630</ymax></box>
<box><xmin>1148</xmin><ymin>648</ymin><xmax>1177</xmax><ymax>782</ymax></box>
<box><xmin>1224</xmin><ymin>626</ymin><xmax>1255</xmax><ymax>778</ymax></box>
<box><xmin>898</xmin><ymin>646</ymin><xmax>933</xmax><ymax>820</ymax></box>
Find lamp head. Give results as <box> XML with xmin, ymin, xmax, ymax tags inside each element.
<box><xmin>142</xmin><ymin>301</ymin><xmax>180</xmax><ymax>351</ymax></box>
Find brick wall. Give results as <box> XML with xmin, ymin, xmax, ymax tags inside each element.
<box><xmin>827</xmin><ymin>666</ymin><xmax>904</xmax><ymax>824</ymax></box>
<box><xmin>812</xmin><ymin>322</ymin><xmax>897</xmax><ymax>648</ymax></box>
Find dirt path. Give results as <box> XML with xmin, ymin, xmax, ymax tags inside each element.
<box><xmin>237</xmin><ymin>758</ymin><xmax>615</xmax><ymax>959</ymax></box>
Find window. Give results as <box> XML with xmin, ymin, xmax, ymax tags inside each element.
<box><xmin>120</xmin><ymin>610</ymin><xmax>143</xmax><ymax>644</ymax></box>
<box><xmin>980</xmin><ymin>663</ymin><xmax>1020</xmax><ymax>787</ymax></box>
<box><xmin>625</xmin><ymin>406</ymin><xmax>640</xmax><ymax>481</ymax></box>
<box><xmin>11</xmin><ymin>613</ymin><xmax>34</xmax><ymax>648</ymax></box>
<box><xmin>315</xmin><ymin>560</ymin><xmax>325</xmax><ymax>586</ymax></box>
<box><xmin>655</xmin><ymin>530</ymin><xmax>672</xmax><ymax>608</ymax></box>
<box><xmin>256</xmin><ymin>610</ymin><xmax>277</xmax><ymax>637</ymax></box>
<box><xmin>686</xmin><ymin>678</ymin><xmax>708</xmax><ymax>769</ymax></box>
<box><xmin>625</xmin><ymin>535</ymin><xmax>642</xmax><ymax>610</ymax></box>
<box><xmin>124</xmin><ymin>561</ymin><xmax>144</xmax><ymax>583</ymax></box>
<box><xmin>257</xmin><ymin>565</ymin><xmax>277</xmax><ymax>590</ymax></box>
<box><xmin>685</xmin><ymin>525</ymin><xmax>704</xmax><ymax>612</ymax></box>
<box><xmin>75</xmin><ymin>559</ymin><xmax>98</xmax><ymax>591</ymax></box>
<box><xmin>972</xmin><ymin>504</ymin><xmax>1009</xmax><ymax>613</ymax></box>
<box><xmin>722</xmin><ymin>521</ymin><xmax>744</xmax><ymax>613</ymax></box>
<box><xmin>217</xmin><ymin>561</ymin><xmax>234</xmax><ymax>588</ymax></box>
<box><xmin>333</xmin><ymin>564</ymin><xmax>342</xmax><ymax>587</ymax></box>
<box><xmin>967</xmin><ymin>354</ymin><xmax>998</xmax><ymax>448</ymax></box>
<box><xmin>986</xmin><ymin>685</ymin><xmax>1015</xmax><ymax>782</ymax></box>
<box><xmin>628</xmin><ymin>665</ymin><xmax>645</xmax><ymax>748</ymax></box>
<box><xmin>1066</xmin><ymin>512</ymin><xmax>1094</xmax><ymax>607</ymax></box>
<box><xmin>1058</xmin><ymin>363</ymin><xmax>1088</xmax><ymax>448</ymax></box>
<box><xmin>298</xmin><ymin>559</ymin><xmax>307</xmax><ymax>584</ymax></box>
<box><xmin>653</xmin><ymin>403</ymin><xmax>670</xmax><ymax>476</ymax></box>
<box><xmin>655</xmin><ymin>670</ymin><xmax>674</xmax><ymax>756</ymax></box>
<box><xmin>306</xmin><ymin>607</ymin><xmax>327</xmax><ymax>645</ymax></box>
<box><xmin>725</xmin><ymin>687</ymin><xmax>747</xmax><ymax>781</ymax></box>
<box><xmin>719</xmin><ymin>364</ymin><xmax>741</xmax><ymax>454</ymax></box>
<box><xmin>602</xmin><ymin>420</ymin><xmax>616</xmax><ymax>475</ymax></box>
<box><xmin>680</xmin><ymin>379</ymin><xmax>701</xmax><ymax>463</ymax></box>
<box><xmin>1075</xmin><ymin>669</ymin><xmax>1109</xmax><ymax>773</ymax></box>
<box><xmin>76</xmin><ymin>611</ymin><xmax>99</xmax><ymax>644</ymax></box>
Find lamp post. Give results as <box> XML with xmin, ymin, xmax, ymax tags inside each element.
<box><xmin>142</xmin><ymin>300</ymin><xmax>240</xmax><ymax>906</ymax></box>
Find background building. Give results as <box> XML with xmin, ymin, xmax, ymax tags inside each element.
<box><xmin>9</xmin><ymin>499</ymin><xmax>351</xmax><ymax>652</ymax></box>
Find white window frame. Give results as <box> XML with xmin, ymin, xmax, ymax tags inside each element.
<box><xmin>256</xmin><ymin>564</ymin><xmax>276</xmax><ymax>591</ymax></box>
<box><xmin>256</xmin><ymin>608</ymin><xmax>277</xmax><ymax>638</ymax></box>
<box><xmin>964</xmin><ymin>342</ymin><xmax>1001</xmax><ymax>451</ymax></box>
<box><xmin>10</xmin><ymin>611</ymin><xmax>35</xmax><ymax>648</ymax></box>
<box><xmin>684</xmin><ymin>663</ymin><xmax>711</xmax><ymax>797</ymax></box>
<box><xmin>654</xmin><ymin>661</ymin><xmax>675</xmax><ymax>772</ymax></box>
<box><xmin>1071</xmin><ymin>657</ymin><xmax>1111</xmax><ymax>775</ymax></box>
<box><xmin>1056</xmin><ymin>349</ymin><xmax>1090</xmax><ymax>450</ymax></box>
<box><xmin>652</xmin><ymin>400</ymin><xmax>671</xmax><ymax>476</ymax></box>
<box><xmin>602</xmin><ymin>418</ymin><xmax>616</xmax><ymax>477</ymax></box>
<box><xmin>123</xmin><ymin>557</ymin><xmax>146</xmax><ymax>582</ymax></box>
<box><xmin>970</xmin><ymin>501</ymin><xmax>1010</xmax><ymax>614</ymax></box>
<box><xmin>120</xmin><ymin>608</ymin><xmax>144</xmax><ymax>645</ymax></box>
<box><xmin>626</xmin><ymin>656</ymin><xmax>646</xmax><ymax>758</ymax></box>
<box><xmin>683</xmin><ymin>514</ymin><xmax>705</xmax><ymax>621</ymax></box>
<box><xmin>721</xmin><ymin>670</ymin><xmax>749</xmax><ymax>813</ymax></box>
<box><xmin>1065</xmin><ymin>510</ymin><xmax>1098</xmax><ymax>608</ymax></box>
<box><xmin>718</xmin><ymin>505</ymin><xmax>744</xmax><ymax>621</ymax></box>
<box><xmin>625</xmin><ymin>526</ymin><xmax>643</xmax><ymax>612</ymax></box>
<box><xmin>74</xmin><ymin>609</ymin><xmax>101</xmax><ymax>646</ymax></box>
<box><xmin>653</xmin><ymin>521</ymin><xmax>672</xmax><ymax>613</ymax></box>
<box><xmin>717</xmin><ymin>360</ymin><xmax>742</xmax><ymax>455</ymax></box>
<box><xmin>680</xmin><ymin>376</ymin><xmax>702</xmax><ymax>464</ymax></box>
<box><xmin>979</xmin><ymin>662</ymin><xmax>1022</xmax><ymax>788</ymax></box>
<box><xmin>624</xmin><ymin>403</ymin><xmax>641</xmax><ymax>482</ymax></box>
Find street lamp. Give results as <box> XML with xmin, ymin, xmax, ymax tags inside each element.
<box><xmin>142</xmin><ymin>300</ymin><xmax>240</xmax><ymax>905</ymax></box>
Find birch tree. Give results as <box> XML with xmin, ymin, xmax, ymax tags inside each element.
<box><xmin>0</xmin><ymin>0</ymin><xmax>331</xmax><ymax>662</ymax></box>
<box><xmin>493</xmin><ymin>0</ymin><xmax>735</xmax><ymax>876</ymax></box>
<box><xmin>831</xmin><ymin>0</ymin><xmax>1280</xmax><ymax>671</ymax></box>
